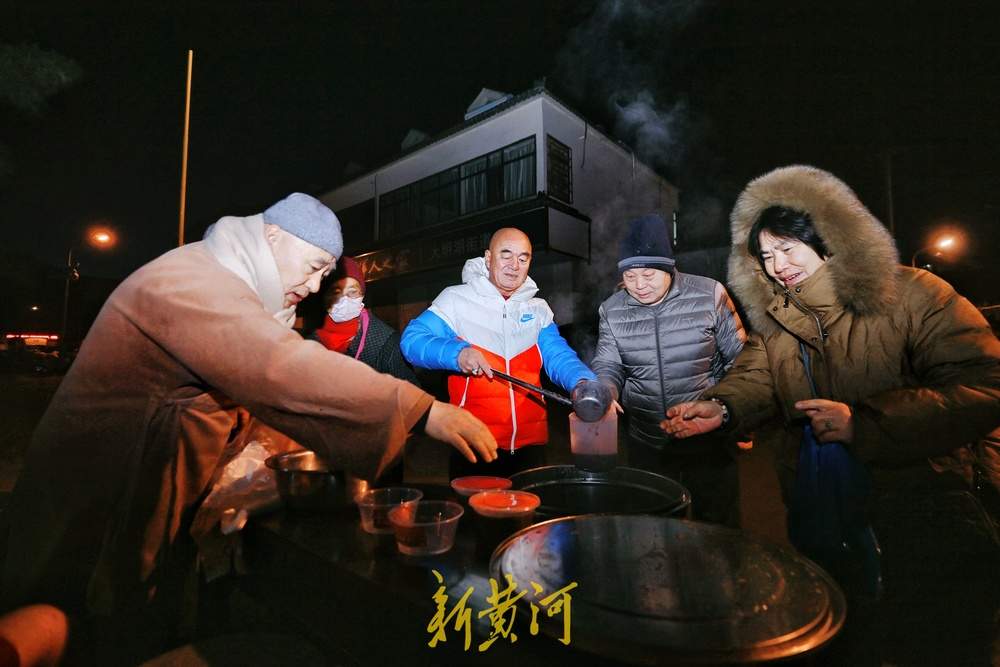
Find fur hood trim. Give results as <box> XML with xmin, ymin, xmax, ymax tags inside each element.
<box><xmin>728</xmin><ymin>165</ymin><xmax>900</xmax><ymax>335</ymax></box>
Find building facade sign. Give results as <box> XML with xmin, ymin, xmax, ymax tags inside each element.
<box><xmin>357</xmin><ymin>208</ymin><xmax>566</xmax><ymax>282</ymax></box>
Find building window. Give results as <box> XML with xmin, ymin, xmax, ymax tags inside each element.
<box><xmin>336</xmin><ymin>198</ymin><xmax>375</xmax><ymax>252</ymax></box>
<box><xmin>378</xmin><ymin>136</ymin><xmax>536</xmax><ymax>240</ymax></box>
<box><xmin>547</xmin><ymin>135</ymin><xmax>573</xmax><ymax>204</ymax></box>
<box><xmin>503</xmin><ymin>137</ymin><xmax>535</xmax><ymax>202</ymax></box>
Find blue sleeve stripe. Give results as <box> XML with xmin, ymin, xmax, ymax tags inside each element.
<box><xmin>400</xmin><ymin>310</ymin><xmax>468</xmax><ymax>372</ymax></box>
<box><xmin>537</xmin><ymin>322</ymin><xmax>596</xmax><ymax>391</ymax></box>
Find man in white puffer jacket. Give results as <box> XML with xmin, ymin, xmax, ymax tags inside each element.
<box><xmin>402</xmin><ymin>227</ymin><xmax>597</xmax><ymax>477</ymax></box>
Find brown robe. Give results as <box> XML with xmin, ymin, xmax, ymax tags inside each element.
<box><xmin>1</xmin><ymin>242</ymin><xmax>433</xmax><ymax>618</ymax></box>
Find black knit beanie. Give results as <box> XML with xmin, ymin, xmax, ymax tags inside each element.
<box><xmin>617</xmin><ymin>214</ymin><xmax>675</xmax><ymax>273</ymax></box>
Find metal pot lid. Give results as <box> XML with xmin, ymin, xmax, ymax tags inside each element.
<box><xmin>510</xmin><ymin>465</ymin><xmax>691</xmax><ymax>517</ymax></box>
<box><xmin>490</xmin><ymin>514</ymin><xmax>845</xmax><ymax>664</ymax></box>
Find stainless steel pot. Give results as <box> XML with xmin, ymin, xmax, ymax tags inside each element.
<box><xmin>510</xmin><ymin>465</ymin><xmax>691</xmax><ymax>518</ymax></box>
<box><xmin>265</xmin><ymin>450</ymin><xmax>368</xmax><ymax>511</ymax></box>
<box><xmin>491</xmin><ymin>514</ymin><xmax>847</xmax><ymax>664</ymax></box>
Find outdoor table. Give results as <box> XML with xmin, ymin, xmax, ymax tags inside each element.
<box><xmin>239</xmin><ymin>483</ymin><xmax>843</xmax><ymax>666</ymax></box>
<box><xmin>240</xmin><ymin>483</ymin><xmax>608</xmax><ymax>667</ymax></box>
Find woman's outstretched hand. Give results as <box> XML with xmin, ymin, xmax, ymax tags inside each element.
<box><xmin>660</xmin><ymin>400</ymin><xmax>724</xmax><ymax>438</ymax></box>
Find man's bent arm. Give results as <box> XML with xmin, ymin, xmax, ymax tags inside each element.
<box><xmin>590</xmin><ymin>306</ymin><xmax>625</xmax><ymax>398</ymax></box>
<box><xmin>714</xmin><ymin>282</ymin><xmax>747</xmax><ymax>373</ymax></box>
<box><xmin>537</xmin><ymin>322</ymin><xmax>596</xmax><ymax>392</ymax></box>
<box><xmin>400</xmin><ymin>309</ymin><xmax>468</xmax><ymax>372</ymax></box>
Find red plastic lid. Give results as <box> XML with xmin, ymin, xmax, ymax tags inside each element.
<box><xmin>469</xmin><ymin>490</ymin><xmax>541</xmax><ymax>518</ymax></box>
<box><xmin>450</xmin><ymin>476</ymin><xmax>512</xmax><ymax>497</ymax></box>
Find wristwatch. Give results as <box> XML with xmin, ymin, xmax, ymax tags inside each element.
<box><xmin>707</xmin><ymin>397</ymin><xmax>730</xmax><ymax>425</ymax></box>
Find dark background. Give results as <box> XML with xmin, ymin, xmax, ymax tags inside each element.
<box><xmin>2</xmin><ymin>0</ymin><xmax>998</xmax><ymax>335</ymax></box>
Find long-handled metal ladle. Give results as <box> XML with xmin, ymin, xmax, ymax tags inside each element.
<box><xmin>490</xmin><ymin>368</ymin><xmax>573</xmax><ymax>407</ymax></box>
<box><xmin>488</xmin><ymin>368</ymin><xmax>610</xmax><ymax>422</ymax></box>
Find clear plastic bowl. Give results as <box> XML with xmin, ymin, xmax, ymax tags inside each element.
<box><xmin>388</xmin><ymin>500</ymin><xmax>464</xmax><ymax>556</ymax></box>
<box><xmin>570</xmin><ymin>410</ymin><xmax>619</xmax><ymax>472</ymax></box>
<box><xmin>468</xmin><ymin>490</ymin><xmax>541</xmax><ymax>557</ymax></box>
<box><xmin>356</xmin><ymin>487</ymin><xmax>423</xmax><ymax>534</ymax></box>
<box><xmin>450</xmin><ymin>476</ymin><xmax>512</xmax><ymax>497</ymax></box>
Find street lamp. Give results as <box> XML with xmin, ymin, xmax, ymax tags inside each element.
<box><xmin>911</xmin><ymin>235</ymin><xmax>955</xmax><ymax>268</ymax></box>
<box><xmin>91</xmin><ymin>230</ymin><xmax>114</xmax><ymax>246</ymax></box>
<box><xmin>61</xmin><ymin>225</ymin><xmax>118</xmax><ymax>344</ymax></box>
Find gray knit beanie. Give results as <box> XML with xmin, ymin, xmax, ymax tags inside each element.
<box><xmin>263</xmin><ymin>193</ymin><xmax>343</xmax><ymax>257</ymax></box>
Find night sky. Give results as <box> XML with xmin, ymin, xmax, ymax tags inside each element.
<box><xmin>2</xmin><ymin>1</ymin><xmax>999</xmax><ymax>305</ymax></box>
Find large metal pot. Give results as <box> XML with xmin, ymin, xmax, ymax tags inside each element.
<box><xmin>510</xmin><ymin>465</ymin><xmax>691</xmax><ymax>518</ymax></box>
<box><xmin>491</xmin><ymin>514</ymin><xmax>846</xmax><ymax>664</ymax></box>
<box><xmin>265</xmin><ymin>450</ymin><xmax>368</xmax><ymax>511</ymax></box>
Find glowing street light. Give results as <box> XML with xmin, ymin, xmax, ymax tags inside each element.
<box><xmin>88</xmin><ymin>227</ymin><xmax>117</xmax><ymax>248</ymax></box>
<box><xmin>61</xmin><ymin>224</ymin><xmax>119</xmax><ymax>343</ymax></box>
<box><xmin>911</xmin><ymin>234</ymin><xmax>957</xmax><ymax>268</ymax></box>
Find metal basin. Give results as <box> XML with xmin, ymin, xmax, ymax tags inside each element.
<box><xmin>265</xmin><ymin>450</ymin><xmax>368</xmax><ymax>512</ymax></box>
<box><xmin>510</xmin><ymin>465</ymin><xmax>691</xmax><ymax>518</ymax></box>
<box><xmin>491</xmin><ymin>514</ymin><xmax>846</xmax><ymax>664</ymax></box>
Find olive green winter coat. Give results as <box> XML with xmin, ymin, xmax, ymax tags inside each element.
<box><xmin>705</xmin><ymin>165</ymin><xmax>1000</xmax><ymax>490</ymax></box>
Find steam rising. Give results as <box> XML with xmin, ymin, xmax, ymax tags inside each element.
<box><xmin>552</xmin><ymin>0</ymin><xmax>720</xmax><ymax>359</ymax></box>
<box><xmin>555</xmin><ymin>0</ymin><xmax>704</xmax><ymax>172</ymax></box>
<box><xmin>613</xmin><ymin>93</ymin><xmax>691</xmax><ymax>172</ymax></box>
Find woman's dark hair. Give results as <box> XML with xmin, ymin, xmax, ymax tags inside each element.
<box><xmin>747</xmin><ymin>206</ymin><xmax>829</xmax><ymax>272</ymax></box>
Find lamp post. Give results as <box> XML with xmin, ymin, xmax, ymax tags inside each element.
<box><xmin>59</xmin><ymin>247</ymin><xmax>79</xmax><ymax>344</ymax></box>
<box><xmin>911</xmin><ymin>235</ymin><xmax>955</xmax><ymax>268</ymax></box>
<box><xmin>60</xmin><ymin>226</ymin><xmax>117</xmax><ymax>345</ymax></box>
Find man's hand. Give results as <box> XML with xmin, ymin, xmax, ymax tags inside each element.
<box><xmin>458</xmin><ymin>347</ymin><xmax>493</xmax><ymax>379</ymax></box>
<box><xmin>794</xmin><ymin>399</ymin><xmax>854</xmax><ymax>443</ymax></box>
<box><xmin>425</xmin><ymin>401</ymin><xmax>498</xmax><ymax>463</ymax></box>
<box><xmin>594</xmin><ymin>379</ymin><xmax>623</xmax><ymax>414</ymax></box>
<box><xmin>660</xmin><ymin>400</ymin><xmax>724</xmax><ymax>438</ymax></box>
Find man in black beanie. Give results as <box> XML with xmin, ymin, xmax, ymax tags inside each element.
<box><xmin>591</xmin><ymin>214</ymin><xmax>746</xmax><ymax>524</ymax></box>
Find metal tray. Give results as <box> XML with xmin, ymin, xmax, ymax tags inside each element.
<box><xmin>490</xmin><ymin>514</ymin><xmax>846</xmax><ymax>664</ymax></box>
<box><xmin>510</xmin><ymin>465</ymin><xmax>691</xmax><ymax>518</ymax></box>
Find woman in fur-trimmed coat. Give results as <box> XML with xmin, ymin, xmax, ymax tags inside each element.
<box><xmin>663</xmin><ymin>165</ymin><xmax>1000</xmax><ymax>665</ymax></box>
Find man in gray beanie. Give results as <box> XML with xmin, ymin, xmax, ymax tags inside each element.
<box><xmin>590</xmin><ymin>213</ymin><xmax>746</xmax><ymax>524</ymax></box>
<box><xmin>2</xmin><ymin>192</ymin><xmax>497</xmax><ymax>663</ymax></box>
<box><xmin>263</xmin><ymin>192</ymin><xmax>344</xmax><ymax>258</ymax></box>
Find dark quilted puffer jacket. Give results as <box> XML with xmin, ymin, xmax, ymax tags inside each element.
<box><xmin>592</xmin><ymin>271</ymin><xmax>746</xmax><ymax>448</ymax></box>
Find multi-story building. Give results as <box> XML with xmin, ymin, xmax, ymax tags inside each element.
<box><xmin>319</xmin><ymin>86</ymin><xmax>680</xmax><ymax>339</ymax></box>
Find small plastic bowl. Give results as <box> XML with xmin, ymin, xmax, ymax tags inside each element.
<box><xmin>468</xmin><ymin>490</ymin><xmax>541</xmax><ymax>518</ymax></box>
<box><xmin>356</xmin><ymin>487</ymin><xmax>423</xmax><ymax>535</ymax></box>
<box><xmin>450</xmin><ymin>476</ymin><xmax>512</xmax><ymax>497</ymax></box>
<box><xmin>468</xmin><ymin>491</ymin><xmax>541</xmax><ymax>557</ymax></box>
<box><xmin>388</xmin><ymin>500</ymin><xmax>464</xmax><ymax>556</ymax></box>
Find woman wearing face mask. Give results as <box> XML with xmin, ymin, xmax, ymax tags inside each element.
<box><xmin>314</xmin><ymin>256</ymin><xmax>420</xmax><ymax>387</ymax></box>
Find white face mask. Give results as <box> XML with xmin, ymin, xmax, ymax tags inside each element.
<box><xmin>329</xmin><ymin>295</ymin><xmax>364</xmax><ymax>322</ymax></box>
